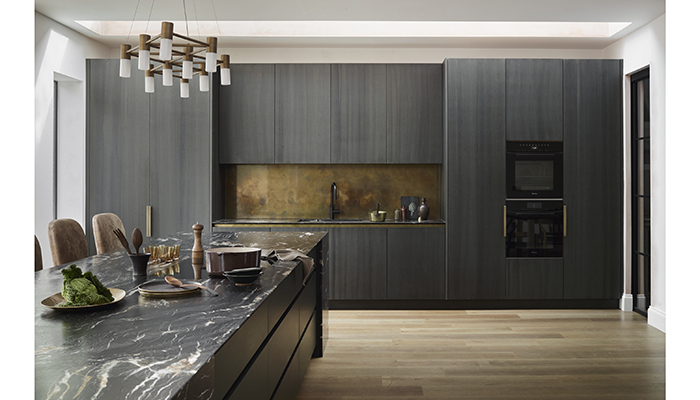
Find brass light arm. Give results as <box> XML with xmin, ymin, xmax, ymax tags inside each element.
<box><xmin>172</xmin><ymin>32</ymin><xmax>208</xmax><ymax>46</ymax></box>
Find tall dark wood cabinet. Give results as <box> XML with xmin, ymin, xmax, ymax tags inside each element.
<box><xmin>506</xmin><ymin>59</ymin><xmax>563</xmax><ymax>140</ymax></box>
<box><xmin>86</xmin><ymin>59</ymin><xmax>213</xmax><ymax>253</ymax></box>
<box><xmin>562</xmin><ymin>59</ymin><xmax>623</xmax><ymax>299</ymax></box>
<box><xmin>275</xmin><ymin>64</ymin><xmax>331</xmax><ymax>163</ymax></box>
<box><xmin>219</xmin><ymin>64</ymin><xmax>275</xmax><ymax>164</ymax></box>
<box><xmin>331</xmin><ymin>64</ymin><xmax>387</xmax><ymax>163</ymax></box>
<box><xmin>86</xmin><ymin>59</ymin><xmax>150</xmax><ymax>255</ymax></box>
<box><xmin>149</xmin><ymin>77</ymin><xmax>212</xmax><ymax>238</ymax></box>
<box><xmin>386</xmin><ymin>64</ymin><xmax>443</xmax><ymax>163</ymax></box>
<box><xmin>444</xmin><ymin>59</ymin><xmax>506</xmax><ymax>300</ymax></box>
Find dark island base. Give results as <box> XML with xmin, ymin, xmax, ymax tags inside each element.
<box><xmin>329</xmin><ymin>299</ymin><xmax>620</xmax><ymax>310</ymax></box>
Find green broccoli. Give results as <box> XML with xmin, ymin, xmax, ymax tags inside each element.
<box><xmin>59</xmin><ymin>264</ymin><xmax>113</xmax><ymax>307</ymax></box>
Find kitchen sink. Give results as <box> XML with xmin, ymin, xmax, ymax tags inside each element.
<box><xmin>297</xmin><ymin>218</ymin><xmax>364</xmax><ymax>222</ymax></box>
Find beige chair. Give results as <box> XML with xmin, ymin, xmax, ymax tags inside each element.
<box><xmin>48</xmin><ymin>219</ymin><xmax>88</xmax><ymax>266</ymax></box>
<box><xmin>92</xmin><ymin>213</ymin><xmax>126</xmax><ymax>255</ymax></box>
<box><xmin>35</xmin><ymin>235</ymin><xmax>43</xmax><ymax>271</ymax></box>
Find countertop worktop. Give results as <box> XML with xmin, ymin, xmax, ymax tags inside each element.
<box><xmin>35</xmin><ymin>230</ymin><xmax>326</xmax><ymax>400</ymax></box>
<box><xmin>213</xmin><ymin>218</ymin><xmax>445</xmax><ymax>226</ymax></box>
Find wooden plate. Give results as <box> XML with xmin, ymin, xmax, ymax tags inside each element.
<box><xmin>138</xmin><ymin>280</ymin><xmax>201</xmax><ymax>297</ymax></box>
<box><xmin>41</xmin><ymin>288</ymin><xmax>126</xmax><ymax>310</ymax></box>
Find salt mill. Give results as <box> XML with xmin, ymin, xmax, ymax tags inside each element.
<box><xmin>192</xmin><ymin>222</ymin><xmax>204</xmax><ymax>279</ymax></box>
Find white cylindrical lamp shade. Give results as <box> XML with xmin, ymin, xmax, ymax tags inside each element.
<box><xmin>220</xmin><ymin>55</ymin><xmax>231</xmax><ymax>85</ymax></box>
<box><xmin>163</xmin><ymin>67</ymin><xmax>173</xmax><ymax>86</ymax></box>
<box><xmin>159</xmin><ymin>22</ymin><xmax>174</xmax><ymax>60</ymax></box>
<box><xmin>119</xmin><ymin>44</ymin><xmax>131</xmax><ymax>78</ymax></box>
<box><xmin>200</xmin><ymin>74</ymin><xmax>209</xmax><ymax>92</ymax></box>
<box><xmin>183</xmin><ymin>61</ymin><xmax>193</xmax><ymax>79</ymax></box>
<box><xmin>138</xmin><ymin>34</ymin><xmax>151</xmax><ymax>70</ymax></box>
<box><xmin>220</xmin><ymin>68</ymin><xmax>231</xmax><ymax>85</ymax></box>
<box><xmin>180</xmin><ymin>79</ymin><xmax>190</xmax><ymax>98</ymax></box>
<box><xmin>205</xmin><ymin>37</ymin><xmax>218</xmax><ymax>73</ymax></box>
<box><xmin>145</xmin><ymin>67</ymin><xmax>155</xmax><ymax>93</ymax></box>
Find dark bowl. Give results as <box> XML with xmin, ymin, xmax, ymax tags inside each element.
<box><xmin>223</xmin><ymin>270</ymin><xmax>262</xmax><ymax>286</ymax></box>
<box><xmin>205</xmin><ymin>247</ymin><xmax>261</xmax><ymax>276</ymax></box>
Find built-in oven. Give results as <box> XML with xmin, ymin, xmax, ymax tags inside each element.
<box><xmin>506</xmin><ymin>141</ymin><xmax>563</xmax><ymax>199</ymax></box>
<box><xmin>505</xmin><ymin>200</ymin><xmax>564</xmax><ymax>258</ymax></box>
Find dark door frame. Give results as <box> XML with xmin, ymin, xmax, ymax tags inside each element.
<box><xmin>630</xmin><ymin>67</ymin><xmax>651</xmax><ymax>317</ymax></box>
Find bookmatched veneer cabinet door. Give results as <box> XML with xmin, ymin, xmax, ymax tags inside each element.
<box><xmin>329</xmin><ymin>227</ymin><xmax>387</xmax><ymax>300</ymax></box>
<box><xmin>445</xmin><ymin>59</ymin><xmax>506</xmax><ymax>300</ymax></box>
<box><xmin>506</xmin><ymin>59</ymin><xmax>563</xmax><ymax>140</ymax></box>
<box><xmin>563</xmin><ymin>59</ymin><xmax>623</xmax><ymax>299</ymax></box>
<box><xmin>219</xmin><ymin>64</ymin><xmax>274</xmax><ymax>163</ymax></box>
<box><xmin>275</xmin><ymin>64</ymin><xmax>331</xmax><ymax>163</ymax></box>
<box><xmin>387</xmin><ymin>227</ymin><xmax>445</xmax><ymax>299</ymax></box>
<box><xmin>86</xmin><ymin>59</ymin><xmax>149</xmax><ymax>255</ymax></box>
<box><xmin>331</xmin><ymin>64</ymin><xmax>387</xmax><ymax>163</ymax></box>
<box><xmin>149</xmin><ymin>76</ymin><xmax>212</xmax><ymax>238</ymax></box>
<box><xmin>387</xmin><ymin>64</ymin><xmax>443</xmax><ymax>163</ymax></box>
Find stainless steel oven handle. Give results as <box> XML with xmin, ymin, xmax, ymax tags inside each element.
<box><xmin>503</xmin><ymin>205</ymin><xmax>507</xmax><ymax>237</ymax></box>
<box><xmin>563</xmin><ymin>205</ymin><xmax>567</xmax><ymax>237</ymax></box>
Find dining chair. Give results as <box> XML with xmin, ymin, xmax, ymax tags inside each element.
<box><xmin>35</xmin><ymin>235</ymin><xmax>43</xmax><ymax>271</ymax></box>
<box><xmin>92</xmin><ymin>213</ymin><xmax>126</xmax><ymax>255</ymax></box>
<box><xmin>48</xmin><ymin>218</ymin><xmax>88</xmax><ymax>266</ymax></box>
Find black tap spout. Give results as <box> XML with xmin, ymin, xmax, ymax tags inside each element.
<box><xmin>330</xmin><ymin>182</ymin><xmax>340</xmax><ymax>219</ymax></box>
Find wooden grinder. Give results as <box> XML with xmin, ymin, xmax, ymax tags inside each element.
<box><xmin>192</xmin><ymin>222</ymin><xmax>204</xmax><ymax>279</ymax></box>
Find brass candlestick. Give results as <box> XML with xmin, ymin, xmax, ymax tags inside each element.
<box><xmin>192</xmin><ymin>222</ymin><xmax>204</xmax><ymax>279</ymax></box>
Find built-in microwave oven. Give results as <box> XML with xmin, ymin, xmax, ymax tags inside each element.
<box><xmin>506</xmin><ymin>141</ymin><xmax>563</xmax><ymax>199</ymax></box>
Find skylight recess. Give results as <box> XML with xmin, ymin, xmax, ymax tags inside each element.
<box><xmin>76</xmin><ymin>20</ymin><xmax>631</xmax><ymax>38</ymax></box>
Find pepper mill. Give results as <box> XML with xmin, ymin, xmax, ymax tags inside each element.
<box><xmin>400</xmin><ymin>205</ymin><xmax>407</xmax><ymax>221</ymax></box>
<box><xmin>192</xmin><ymin>222</ymin><xmax>204</xmax><ymax>279</ymax></box>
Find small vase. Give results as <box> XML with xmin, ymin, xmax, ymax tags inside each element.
<box><xmin>418</xmin><ymin>198</ymin><xmax>430</xmax><ymax>220</ymax></box>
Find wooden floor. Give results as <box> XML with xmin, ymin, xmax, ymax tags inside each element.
<box><xmin>296</xmin><ymin>310</ymin><xmax>665</xmax><ymax>400</ymax></box>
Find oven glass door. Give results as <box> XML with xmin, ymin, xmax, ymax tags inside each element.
<box><xmin>506</xmin><ymin>151</ymin><xmax>563</xmax><ymax>198</ymax></box>
<box><xmin>506</xmin><ymin>201</ymin><xmax>563</xmax><ymax>257</ymax></box>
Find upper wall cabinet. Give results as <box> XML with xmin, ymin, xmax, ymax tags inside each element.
<box><xmin>506</xmin><ymin>59</ymin><xmax>563</xmax><ymax>140</ymax></box>
<box><xmin>386</xmin><ymin>64</ymin><xmax>443</xmax><ymax>164</ymax></box>
<box><xmin>331</xmin><ymin>64</ymin><xmax>387</xmax><ymax>163</ymax></box>
<box><xmin>275</xmin><ymin>64</ymin><xmax>331</xmax><ymax>163</ymax></box>
<box><xmin>219</xmin><ymin>64</ymin><xmax>275</xmax><ymax>164</ymax></box>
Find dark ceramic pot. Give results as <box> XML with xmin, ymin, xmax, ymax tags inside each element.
<box><xmin>205</xmin><ymin>247</ymin><xmax>262</xmax><ymax>276</ymax></box>
<box><xmin>129</xmin><ymin>253</ymin><xmax>151</xmax><ymax>276</ymax></box>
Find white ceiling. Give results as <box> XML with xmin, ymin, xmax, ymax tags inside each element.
<box><xmin>35</xmin><ymin>0</ymin><xmax>665</xmax><ymax>49</ymax></box>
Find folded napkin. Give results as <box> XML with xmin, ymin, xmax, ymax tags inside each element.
<box><xmin>262</xmin><ymin>249</ymin><xmax>315</xmax><ymax>285</ymax></box>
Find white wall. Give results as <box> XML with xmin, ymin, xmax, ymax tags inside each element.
<box><xmin>603</xmin><ymin>14</ymin><xmax>666</xmax><ymax>332</ymax></box>
<box><xmin>35</xmin><ymin>12</ymin><xmax>111</xmax><ymax>266</ymax></box>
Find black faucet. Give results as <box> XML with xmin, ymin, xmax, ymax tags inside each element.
<box><xmin>330</xmin><ymin>182</ymin><xmax>340</xmax><ymax>219</ymax></box>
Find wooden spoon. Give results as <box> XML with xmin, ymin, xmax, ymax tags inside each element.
<box><xmin>164</xmin><ymin>276</ymin><xmax>218</xmax><ymax>296</ymax></box>
<box><xmin>131</xmin><ymin>228</ymin><xmax>143</xmax><ymax>255</ymax></box>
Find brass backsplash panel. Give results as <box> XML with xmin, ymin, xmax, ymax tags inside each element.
<box><xmin>224</xmin><ymin>164</ymin><xmax>441</xmax><ymax>219</ymax></box>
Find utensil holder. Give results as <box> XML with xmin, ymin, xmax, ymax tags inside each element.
<box><xmin>129</xmin><ymin>253</ymin><xmax>151</xmax><ymax>276</ymax></box>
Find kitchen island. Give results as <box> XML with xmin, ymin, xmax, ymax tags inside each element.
<box><xmin>35</xmin><ymin>230</ymin><xmax>327</xmax><ymax>400</ymax></box>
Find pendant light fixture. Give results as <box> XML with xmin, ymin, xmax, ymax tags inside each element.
<box><xmin>119</xmin><ymin>1</ymin><xmax>231</xmax><ymax>96</ymax></box>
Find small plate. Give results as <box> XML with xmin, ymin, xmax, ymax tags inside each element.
<box><xmin>41</xmin><ymin>288</ymin><xmax>126</xmax><ymax>310</ymax></box>
<box><xmin>138</xmin><ymin>279</ymin><xmax>201</xmax><ymax>297</ymax></box>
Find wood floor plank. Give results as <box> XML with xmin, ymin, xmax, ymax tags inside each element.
<box><xmin>296</xmin><ymin>310</ymin><xmax>665</xmax><ymax>399</ymax></box>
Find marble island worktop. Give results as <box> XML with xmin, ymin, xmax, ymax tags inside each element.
<box><xmin>35</xmin><ymin>230</ymin><xmax>326</xmax><ymax>400</ymax></box>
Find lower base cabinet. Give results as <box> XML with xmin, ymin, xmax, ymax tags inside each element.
<box><xmin>387</xmin><ymin>227</ymin><xmax>445</xmax><ymax>299</ymax></box>
<box><xmin>221</xmin><ymin>266</ymin><xmax>319</xmax><ymax>400</ymax></box>
<box><xmin>506</xmin><ymin>258</ymin><xmax>563</xmax><ymax>299</ymax></box>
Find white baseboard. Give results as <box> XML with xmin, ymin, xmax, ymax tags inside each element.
<box><xmin>620</xmin><ymin>294</ymin><xmax>633</xmax><ymax>311</ymax></box>
<box><xmin>647</xmin><ymin>306</ymin><xmax>666</xmax><ymax>333</ymax></box>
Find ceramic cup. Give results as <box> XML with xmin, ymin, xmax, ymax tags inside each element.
<box><xmin>129</xmin><ymin>253</ymin><xmax>151</xmax><ymax>276</ymax></box>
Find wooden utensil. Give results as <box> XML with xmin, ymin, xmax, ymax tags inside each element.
<box><xmin>131</xmin><ymin>228</ymin><xmax>143</xmax><ymax>255</ymax></box>
<box><xmin>113</xmin><ymin>229</ymin><xmax>132</xmax><ymax>254</ymax></box>
<box><xmin>164</xmin><ymin>276</ymin><xmax>218</xmax><ymax>296</ymax></box>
